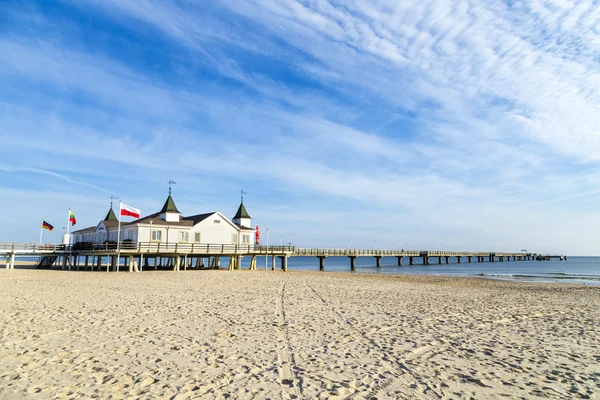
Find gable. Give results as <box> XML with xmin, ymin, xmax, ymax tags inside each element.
<box><xmin>191</xmin><ymin>211</ymin><xmax>240</xmax><ymax>231</ymax></box>
<box><xmin>95</xmin><ymin>221</ymin><xmax>107</xmax><ymax>233</ymax></box>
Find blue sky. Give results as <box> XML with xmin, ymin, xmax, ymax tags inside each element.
<box><xmin>1</xmin><ymin>0</ymin><xmax>599</xmax><ymax>254</ymax></box>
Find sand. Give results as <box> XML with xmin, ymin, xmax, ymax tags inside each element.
<box><xmin>0</xmin><ymin>269</ymin><xmax>598</xmax><ymax>399</ymax></box>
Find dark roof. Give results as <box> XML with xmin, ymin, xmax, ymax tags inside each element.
<box><xmin>160</xmin><ymin>195</ymin><xmax>180</xmax><ymax>213</ymax></box>
<box><xmin>72</xmin><ymin>226</ymin><xmax>96</xmax><ymax>234</ymax></box>
<box><xmin>233</xmin><ymin>203</ymin><xmax>251</xmax><ymax>219</ymax></box>
<box><xmin>182</xmin><ymin>212</ymin><xmax>216</xmax><ymax>225</ymax></box>
<box><xmin>104</xmin><ymin>208</ymin><xmax>118</xmax><ymax>222</ymax></box>
<box><xmin>126</xmin><ymin>212</ymin><xmax>193</xmax><ymax>227</ymax></box>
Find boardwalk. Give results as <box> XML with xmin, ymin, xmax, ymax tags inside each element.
<box><xmin>0</xmin><ymin>242</ymin><xmax>565</xmax><ymax>272</ymax></box>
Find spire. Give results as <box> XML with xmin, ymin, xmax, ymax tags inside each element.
<box><xmin>104</xmin><ymin>195</ymin><xmax>118</xmax><ymax>221</ymax></box>
<box><xmin>234</xmin><ymin>202</ymin><xmax>251</xmax><ymax>219</ymax></box>
<box><xmin>160</xmin><ymin>195</ymin><xmax>180</xmax><ymax>213</ymax></box>
<box><xmin>104</xmin><ymin>208</ymin><xmax>118</xmax><ymax>222</ymax></box>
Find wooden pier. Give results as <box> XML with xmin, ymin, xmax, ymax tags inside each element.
<box><xmin>0</xmin><ymin>242</ymin><xmax>566</xmax><ymax>272</ymax></box>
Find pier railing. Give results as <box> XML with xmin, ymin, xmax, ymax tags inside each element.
<box><xmin>0</xmin><ymin>242</ymin><xmax>535</xmax><ymax>258</ymax></box>
<box><xmin>0</xmin><ymin>242</ymin><xmax>295</xmax><ymax>255</ymax></box>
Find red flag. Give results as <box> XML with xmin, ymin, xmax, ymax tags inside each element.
<box><xmin>255</xmin><ymin>225</ymin><xmax>260</xmax><ymax>245</ymax></box>
<box><xmin>120</xmin><ymin>202</ymin><xmax>141</xmax><ymax>219</ymax></box>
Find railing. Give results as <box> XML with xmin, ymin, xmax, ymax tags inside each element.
<box><xmin>292</xmin><ymin>248</ymin><xmax>533</xmax><ymax>257</ymax></box>
<box><xmin>0</xmin><ymin>243</ymin><xmax>69</xmax><ymax>252</ymax></box>
<box><xmin>69</xmin><ymin>242</ymin><xmax>296</xmax><ymax>255</ymax></box>
<box><xmin>0</xmin><ymin>242</ymin><xmax>536</xmax><ymax>258</ymax></box>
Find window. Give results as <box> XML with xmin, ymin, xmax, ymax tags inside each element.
<box><xmin>194</xmin><ymin>232</ymin><xmax>201</xmax><ymax>243</ymax></box>
<box><xmin>151</xmin><ymin>230</ymin><xmax>162</xmax><ymax>241</ymax></box>
<box><xmin>242</xmin><ymin>234</ymin><xmax>250</xmax><ymax>244</ymax></box>
<box><xmin>214</xmin><ymin>219</ymin><xmax>221</xmax><ymax>224</ymax></box>
<box><xmin>179</xmin><ymin>231</ymin><xmax>189</xmax><ymax>243</ymax></box>
<box><xmin>231</xmin><ymin>233</ymin><xmax>238</xmax><ymax>244</ymax></box>
<box><xmin>127</xmin><ymin>230</ymin><xmax>133</xmax><ymax>240</ymax></box>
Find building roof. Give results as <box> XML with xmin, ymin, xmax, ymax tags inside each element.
<box><xmin>104</xmin><ymin>208</ymin><xmax>118</xmax><ymax>222</ymax></box>
<box><xmin>103</xmin><ymin>221</ymin><xmax>119</xmax><ymax>229</ymax></box>
<box><xmin>233</xmin><ymin>202</ymin><xmax>251</xmax><ymax>219</ymax></box>
<box><xmin>182</xmin><ymin>212</ymin><xmax>216</xmax><ymax>225</ymax></box>
<box><xmin>160</xmin><ymin>195</ymin><xmax>180</xmax><ymax>214</ymax></box>
<box><xmin>127</xmin><ymin>212</ymin><xmax>193</xmax><ymax>227</ymax></box>
<box><xmin>72</xmin><ymin>226</ymin><xmax>96</xmax><ymax>234</ymax></box>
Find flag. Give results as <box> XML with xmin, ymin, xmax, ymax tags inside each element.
<box><xmin>41</xmin><ymin>220</ymin><xmax>54</xmax><ymax>231</ymax></box>
<box><xmin>69</xmin><ymin>210</ymin><xmax>76</xmax><ymax>225</ymax></box>
<box><xmin>120</xmin><ymin>202</ymin><xmax>141</xmax><ymax>219</ymax></box>
<box><xmin>255</xmin><ymin>225</ymin><xmax>260</xmax><ymax>245</ymax></box>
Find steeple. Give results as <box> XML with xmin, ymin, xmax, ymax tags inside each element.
<box><xmin>160</xmin><ymin>180</ymin><xmax>180</xmax><ymax>222</ymax></box>
<box><xmin>104</xmin><ymin>208</ymin><xmax>118</xmax><ymax>222</ymax></box>
<box><xmin>233</xmin><ymin>189</ymin><xmax>252</xmax><ymax>228</ymax></box>
<box><xmin>160</xmin><ymin>195</ymin><xmax>180</xmax><ymax>213</ymax></box>
<box><xmin>104</xmin><ymin>195</ymin><xmax>118</xmax><ymax>221</ymax></box>
<box><xmin>233</xmin><ymin>203</ymin><xmax>251</xmax><ymax>220</ymax></box>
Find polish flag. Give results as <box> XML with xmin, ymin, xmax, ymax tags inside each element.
<box><xmin>120</xmin><ymin>202</ymin><xmax>141</xmax><ymax>219</ymax></box>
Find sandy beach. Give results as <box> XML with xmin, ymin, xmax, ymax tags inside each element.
<box><xmin>0</xmin><ymin>269</ymin><xmax>598</xmax><ymax>399</ymax></box>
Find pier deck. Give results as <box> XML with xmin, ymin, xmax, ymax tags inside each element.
<box><xmin>0</xmin><ymin>242</ymin><xmax>564</xmax><ymax>272</ymax></box>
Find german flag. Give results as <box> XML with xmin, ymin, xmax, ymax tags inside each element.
<box><xmin>41</xmin><ymin>220</ymin><xmax>54</xmax><ymax>231</ymax></box>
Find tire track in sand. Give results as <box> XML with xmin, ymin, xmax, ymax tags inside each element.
<box><xmin>274</xmin><ymin>278</ymin><xmax>303</xmax><ymax>399</ymax></box>
<box><xmin>303</xmin><ymin>277</ymin><xmax>441</xmax><ymax>400</ymax></box>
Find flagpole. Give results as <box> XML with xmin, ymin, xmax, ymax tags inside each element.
<box><xmin>40</xmin><ymin>220</ymin><xmax>43</xmax><ymax>244</ymax></box>
<box><xmin>265</xmin><ymin>228</ymin><xmax>269</xmax><ymax>271</ymax></box>
<box><xmin>66</xmin><ymin>209</ymin><xmax>71</xmax><ymax>235</ymax></box>
<box><xmin>117</xmin><ymin>201</ymin><xmax>121</xmax><ymax>272</ymax></box>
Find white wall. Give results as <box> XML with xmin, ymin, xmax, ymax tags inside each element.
<box><xmin>190</xmin><ymin>213</ymin><xmax>240</xmax><ymax>244</ymax></box>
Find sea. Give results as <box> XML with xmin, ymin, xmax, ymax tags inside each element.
<box><xmin>15</xmin><ymin>255</ymin><xmax>600</xmax><ymax>286</ymax></box>
<box><xmin>241</xmin><ymin>255</ymin><xmax>600</xmax><ymax>286</ymax></box>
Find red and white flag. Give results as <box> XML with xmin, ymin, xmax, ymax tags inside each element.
<box><xmin>120</xmin><ymin>202</ymin><xmax>141</xmax><ymax>219</ymax></box>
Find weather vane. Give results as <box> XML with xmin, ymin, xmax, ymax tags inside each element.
<box><xmin>167</xmin><ymin>179</ymin><xmax>177</xmax><ymax>195</ymax></box>
<box><xmin>109</xmin><ymin>195</ymin><xmax>117</xmax><ymax>208</ymax></box>
<box><xmin>240</xmin><ymin>189</ymin><xmax>247</xmax><ymax>203</ymax></box>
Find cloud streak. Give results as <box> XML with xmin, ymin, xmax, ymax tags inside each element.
<box><xmin>1</xmin><ymin>0</ymin><xmax>599</xmax><ymax>254</ymax></box>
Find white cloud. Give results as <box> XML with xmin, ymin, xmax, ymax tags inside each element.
<box><xmin>2</xmin><ymin>0</ymin><xmax>600</xmax><ymax>254</ymax></box>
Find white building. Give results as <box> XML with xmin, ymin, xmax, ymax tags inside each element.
<box><xmin>72</xmin><ymin>194</ymin><xmax>256</xmax><ymax>246</ymax></box>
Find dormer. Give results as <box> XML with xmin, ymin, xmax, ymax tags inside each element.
<box><xmin>159</xmin><ymin>195</ymin><xmax>181</xmax><ymax>222</ymax></box>
<box><xmin>233</xmin><ymin>202</ymin><xmax>251</xmax><ymax>228</ymax></box>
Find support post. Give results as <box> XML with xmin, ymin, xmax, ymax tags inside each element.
<box><xmin>445</xmin><ymin>256</ymin><xmax>449</xmax><ymax>264</ymax></box>
<box><xmin>423</xmin><ymin>256</ymin><xmax>429</xmax><ymax>265</ymax></box>
<box><xmin>349</xmin><ymin>256</ymin><xmax>357</xmax><ymax>271</ymax></box>
<box><xmin>468</xmin><ymin>256</ymin><xmax>472</xmax><ymax>263</ymax></box>
<box><xmin>271</xmin><ymin>255</ymin><xmax>276</xmax><ymax>271</ymax></box>
<box><xmin>279</xmin><ymin>256</ymin><xmax>288</xmax><ymax>272</ymax></box>
<box><xmin>397</xmin><ymin>256</ymin><xmax>403</xmax><ymax>266</ymax></box>
<box><xmin>438</xmin><ymin>256</ymin><xmax>442</xmax><ymax>264</ymax></box>
<box><xmin>318</xmin><ymin>256</ymin><xmax>326</xmax><ymax>271</ymax></box>
<box><xmin>250</xmin><ymin>255</ymin><xmax>257</xmax><ymax>270</ymax></box>
<box><xmin>175</xmin><ymin>256</ymin><xmax>180</xmax><ymax>271</ymax></box>
<box><xmin>409</xmin><ymin>256</ymin><xmax>414</xmax><ymax>265</ymax></box>
<box><xmin>375</xmin><ymin>256</ymin><xmax>382</xmax><ymax>267</ymax></box>
<box><xmin>457</xmin><ymin>256</ymin><xmax>461</xmax><ymax>264</ymax></box>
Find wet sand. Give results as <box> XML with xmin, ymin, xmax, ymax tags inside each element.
<box><xmin>0</xmin><ymin>269</ymin><xmax>598</xmax><ymax>399</ymax></box>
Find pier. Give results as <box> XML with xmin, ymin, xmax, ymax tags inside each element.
<box><xmin>0</xmin><ymin>242</ymin><xmax>566</xmax><ymax>272</ymax></box>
